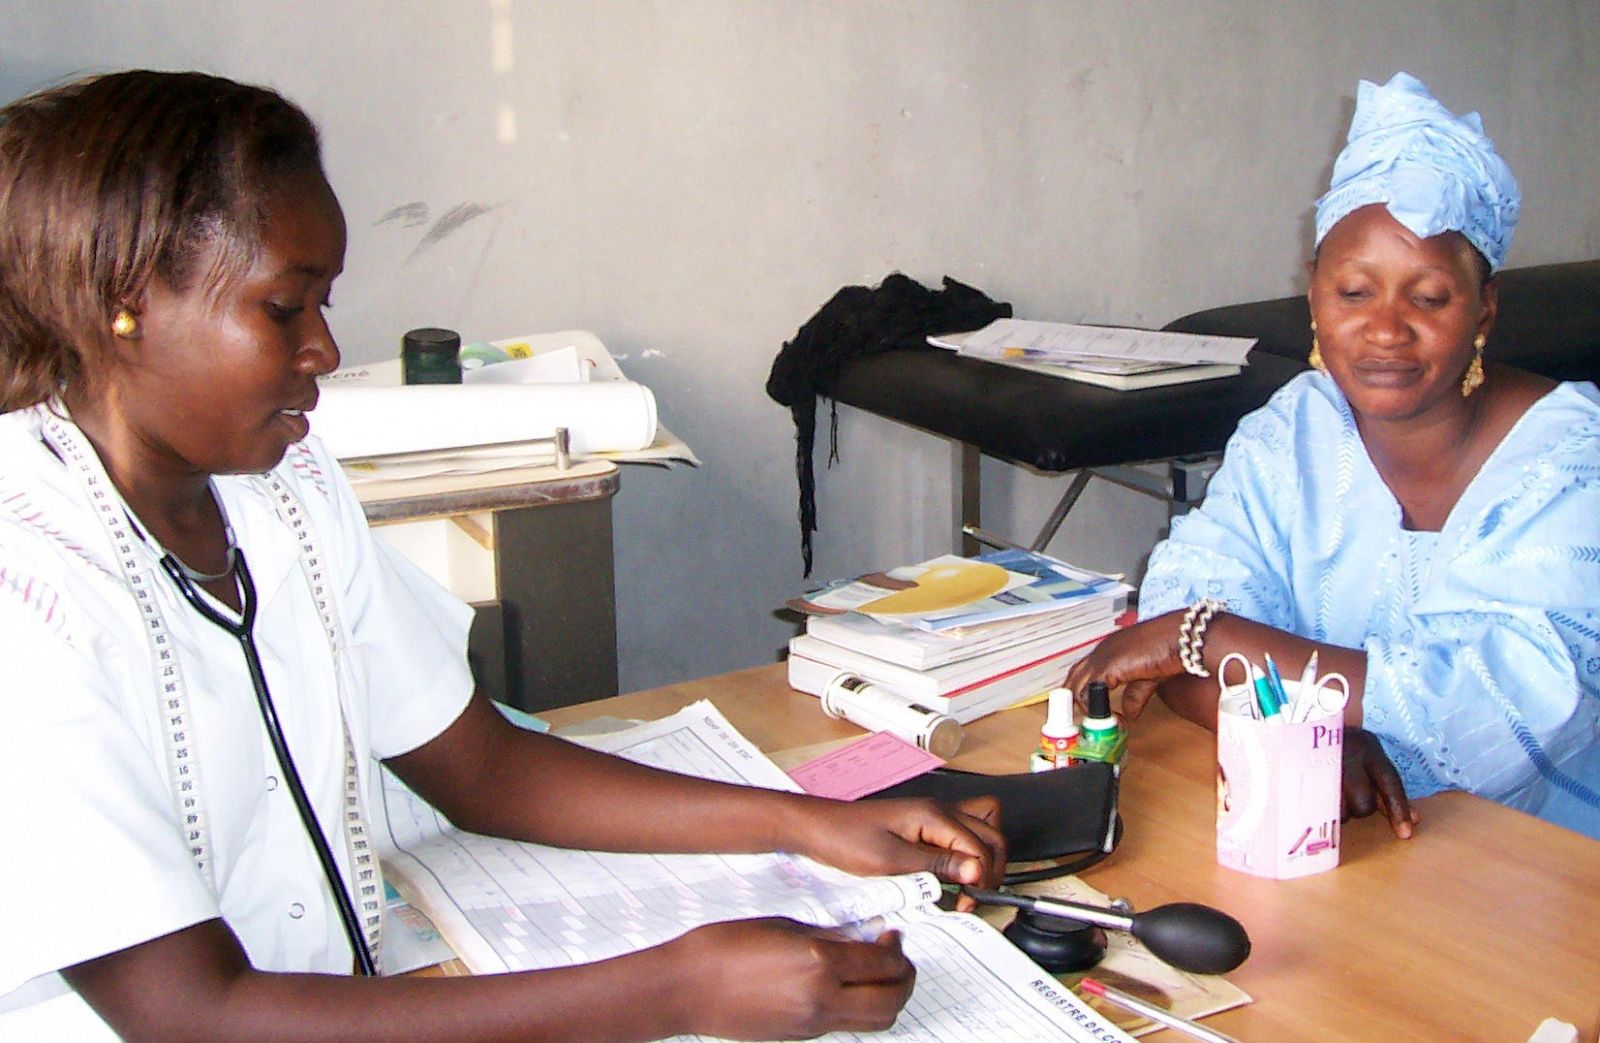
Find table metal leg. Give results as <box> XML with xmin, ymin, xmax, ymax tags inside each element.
<box><xmin>958</xmin><ymin>442</ymin><xmax>982</xmax><ymax>556</ymax></box>
<box><xmin>954</xmin><ymin>452</ymin><xmax>1222</xmax><ymax>557</ymax></box>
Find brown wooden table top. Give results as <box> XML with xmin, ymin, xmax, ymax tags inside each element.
<box><xmin>539</xmin><ymin>663</ymin><xmax>1600</xmax><ymax>1043</ymax></box>
<box><xmin>353</xmin><ymin>458</ymin><xmax>619</xmax><ymax>524</ymax></box>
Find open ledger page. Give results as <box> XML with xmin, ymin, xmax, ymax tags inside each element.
<box><xmin>377</xmin><ymin>701</ymin><xmax>1133</xmax><ymax>1043</ymax></box>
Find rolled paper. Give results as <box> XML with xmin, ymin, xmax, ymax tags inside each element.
<box><xmin>312</xmin><ymin>381</ymin><xmax>658</xmax><ymax>460</ymax></box>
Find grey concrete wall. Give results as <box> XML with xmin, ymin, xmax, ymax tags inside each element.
<box><xmin>6</xmin><ymin>1</ymin><xmax>1598</xmax><ymax>692</ymax></box>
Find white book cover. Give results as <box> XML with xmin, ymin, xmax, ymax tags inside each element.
<box><xmin>986</xmin><ymin>355</ymin><xmax>1243</xmax><ymax>391</ymax></box>
<box><xmin>790</xmin><ymin>624</ymin><xmax>1112</xmax><ymax>695</ymax></box>
<box><xmin>805</xmin><ymin>599</ymin><xmax>1128</xmax><ymax>671</ymax></box>
<box><xmin>787</xmin><ymin>630</ymin><xmax>1112</xmax><ymax>722</ymax></box>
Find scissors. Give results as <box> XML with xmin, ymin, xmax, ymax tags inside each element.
<box><xmin>1286</xmin><ymin>671</ymin><xmax>1350</xmax><ymax>724</ymax></box>
<box><xmin>1215</xmin><ymin>652</ymin><xmax>1262</xmax><ymax>719</ymax></box>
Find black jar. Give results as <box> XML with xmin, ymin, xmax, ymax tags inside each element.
<box><xmin>401</xmin><ymin>327</ymin><xmax>462</xmax><ymax>384</ymax></box>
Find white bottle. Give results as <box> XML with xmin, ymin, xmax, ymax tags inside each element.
<box><xmin>1030</xmin><ymin>687</ymin><xmax>1080</xmax><ymax>771</ymax></box>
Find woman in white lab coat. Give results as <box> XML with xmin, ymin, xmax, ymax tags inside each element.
<box><xmin>0</xmin><ymin>70</ymin><xmax>1002</xmax><ymax>1041</ymax></box>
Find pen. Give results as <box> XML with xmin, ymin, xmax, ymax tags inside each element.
<box><xmin>1263</xmin><ymin>653</ymin><xmax>1289</xmax><ymax>708</ymax></box>
<box><xmin>1297</xmin><ymin>650</ymin><xmax>1320</xmax><ymax>695</ymax></box>
<box><xmin>1249</xmin><ymin>661</ymin><xmax>1280</xmax><ymax>718</ymax></box>
<box><xmin>1078</xmin><ymin>978</ymin><xmax>1244</xmax><ymax>1043</ymax></box>
<box><xmin>1290</xmin><ymin>650</ymin><xmax>1321</xmax><ymax>721</ymax></box>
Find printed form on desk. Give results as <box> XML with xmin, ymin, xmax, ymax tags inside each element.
<box><xmin>377</xmin><ymin>700</ymin><xmax>1133</xmax><ymax>1042</ymax></box>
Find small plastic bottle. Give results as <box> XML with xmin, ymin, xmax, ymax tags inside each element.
<box><xmin>1030</xmin><ymin>687</ymin><xmax>1080</xmax><ymax>771</ymax></box>
<box><xmin>1080</xmin><ymin>681</ymin><xmax>1120</xmax><ymax>744</ymax></box>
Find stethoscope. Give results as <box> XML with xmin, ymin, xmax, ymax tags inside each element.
<box><xmin>159</xmin><ymin>548</ymin><xmax>380</xmax><ymax>977</ymax></box>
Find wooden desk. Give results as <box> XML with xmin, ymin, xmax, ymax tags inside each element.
<box><xmin>542</xmin><ymin>663</ymin><xmax>1600</xmax><ymax>1043</ymax></box>
<box><xmin>356</xmin><ymin>461</ymin><xmax>620</xmax><ymax>712</ymax></box>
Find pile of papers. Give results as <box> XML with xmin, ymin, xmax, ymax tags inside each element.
<box><xmin>930</xmin><ymin>318</ymin><xmax>1255</xmax><ymax>391</ymax></box>
<box><xmin>785</xmin><ymin>549</ymin><xmax>1133</xmax><ymax>722</ymax></box>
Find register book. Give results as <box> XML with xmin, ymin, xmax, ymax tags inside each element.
<box><xmin>377</xmin><ymin>702</ymin><xmax>1134</xmax><ymax>1043</ymax></box>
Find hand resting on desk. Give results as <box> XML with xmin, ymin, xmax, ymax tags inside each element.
<box><xmin>1064</xmin><ymin>610</ymin><xmax>1418</xmax><ymax>840</ymax></box>
<box><xmin>786</xmin><ymin>794</ymin><xmax>1005</xmax><ymax>912</ymax></box>
<box><xmin>1342</xmin><ymin>727</ymin><xmax>1419</xmax><ymax>840</ymax></box>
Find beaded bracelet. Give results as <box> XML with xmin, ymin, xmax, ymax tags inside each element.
<box><xmin>1177</xmin><ymin>598</ymin><xmax>1224</xmax><ymax>677</ymax></box>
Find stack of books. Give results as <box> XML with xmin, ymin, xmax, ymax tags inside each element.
<box><xmin>785</xmin><ymin>549</ymin><xmax>1133</xmax><ymax>723</ymax></box>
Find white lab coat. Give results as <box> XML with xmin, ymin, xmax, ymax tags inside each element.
<box><xmin>0</xmin><ymin>407</ymin><xmax>474</xmax><ymax>1038</ymax></box>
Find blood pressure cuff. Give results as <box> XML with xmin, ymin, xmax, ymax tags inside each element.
<box><xmin>868</xmin><ymin>761</ymin><xmax>1120</xmax><ymax>864</ymax></box>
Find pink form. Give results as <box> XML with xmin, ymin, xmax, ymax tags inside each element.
<box><xmin>788</xmin><ymin>731</ymin><xmax>945</xmax><ymax>801</ymax></box>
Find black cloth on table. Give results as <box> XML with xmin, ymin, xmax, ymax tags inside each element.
<box><xmin>766</xmin><ymin>274</ymin><xmax>1010</xmax><ymax>575</ymax></box>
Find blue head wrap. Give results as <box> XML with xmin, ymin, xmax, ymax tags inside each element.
<box><xmin>1314</xmin><ymin>72</ymin><xmax>1520</xmax><ymax>271</ymax></box>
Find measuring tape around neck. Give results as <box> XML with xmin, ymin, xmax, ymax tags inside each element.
<box><xmin>40</xmin><ymin>412</ymin><xmax>383</xmax><ymax>970</ymax></box>
<box><xmin>255</xmin><ymin>464</ymin><xmax>384</xmax><ymax>965</ymax></box>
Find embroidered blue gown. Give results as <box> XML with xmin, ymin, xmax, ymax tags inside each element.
<box><xmin>1140</xmin><ymin>371</ymin><xmax>1600</xmax><ymax>839</ymax></box>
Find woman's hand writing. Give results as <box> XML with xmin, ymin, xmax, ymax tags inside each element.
<box><xmin>667</xmin><ymin>919</ymin><xmax>916</xmax><ymax>1040</ymax></box>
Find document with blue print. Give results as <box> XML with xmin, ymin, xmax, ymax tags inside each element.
<box><xmin>377</xmin><ymin>700</ymin><xmax>1132</xmax><ymax>1042</ymax></box>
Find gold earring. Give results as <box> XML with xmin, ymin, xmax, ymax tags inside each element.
<box><xmin>1461</xmin><ymin>333</ymin><xmax>1486</xmax><ymax>398</ymax></box>
<box><xmin>1307</xmin><ymin>321</ymin><xmax>1326</xmax><ymax>371</ymax></box>
<box><xmin>111</xmin><ymin>309</ymin><xmax>138</xmax><ymax>337</ymax></box>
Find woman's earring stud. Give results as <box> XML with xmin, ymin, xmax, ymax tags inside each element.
<box><xmin>111</xmin><ymin>310</ymin><xmax>138</xmax><ymax>337</ymax></box>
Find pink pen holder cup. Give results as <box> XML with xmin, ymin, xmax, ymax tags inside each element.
<box><xmin>1216</xmin><ymin>681</ymin><xmax>1343</xmax><ymax>879</ymax></box>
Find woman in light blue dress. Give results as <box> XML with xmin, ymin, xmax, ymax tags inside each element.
<box><xmin>1066</xmin><ymin>73</ymin><xmax>1600</xmax><ymax>842</ymax></box>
